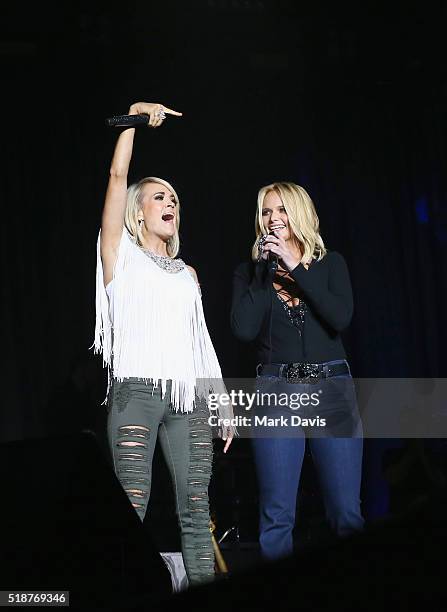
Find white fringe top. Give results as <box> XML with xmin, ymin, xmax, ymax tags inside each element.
<box><xmin>91</xmin><ymin>227</ymin><xmax>228</xmax><ymax>417</ymax></box>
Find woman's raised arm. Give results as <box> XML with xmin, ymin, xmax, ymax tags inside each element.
<box><xmin>100</xmin><ymin>101</ymin><xmax>182</xmax><ymax>285</ymax></box>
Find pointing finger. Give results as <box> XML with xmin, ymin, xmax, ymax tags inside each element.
<box><xmin>162</xmin><ymin>106</ymin><xmax>183</xmax><ymax>116</ymax></box>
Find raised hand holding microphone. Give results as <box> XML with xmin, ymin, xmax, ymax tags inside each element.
<box><xmin>258</xmin><ymin>231</ymin><xmax>279</xmax><ymax>273</ymax></box>
<box><xmin>128</xmin><ymin>101</ymin><xmax>183</xmax><ymax>127</ymax></box>
<box><xmin>107</xmin><ymin>101</ymin><xmax>183</xmax><ymax>129</ymax></box>
<box><xmin>260</xmin><ymin>230</ymin><xmax>302</xmax><ymax>273</ymax></box>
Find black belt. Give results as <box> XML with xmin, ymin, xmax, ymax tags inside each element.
<box><xmin>257</xmin><ymin>361</ymin><xmax>350</xmax><ymax>384</ymax></box>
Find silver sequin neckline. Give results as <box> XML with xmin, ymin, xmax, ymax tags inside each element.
<box><xmin>140</xmin><ymin>248</ymin><xmax>185</xmax><ymax>273</ymax></box>
<box><xmin>276</xmin><ymin>292</ymin><xmax>306</xmax><ymax>335</ymax></box>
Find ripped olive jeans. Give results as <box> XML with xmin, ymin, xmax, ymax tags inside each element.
<box><xmin>107</xmin><ymin>377</ymin><xmax>214</xmax><ymax>586</ymax></box>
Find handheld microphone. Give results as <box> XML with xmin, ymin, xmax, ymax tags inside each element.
<box><xmin>105</xmin><ymin>113</ymin><xmax>149</xmax><ymax>128</ymax></box>
<box><xmin>267</xmin><ymin>229</ymin><xmax>279</xmax><ymax>273</ymax></box>
<box><xmin>269</xmin><ymin>252</ymin><xmax>279</xmax><ymax>273</ymax></box>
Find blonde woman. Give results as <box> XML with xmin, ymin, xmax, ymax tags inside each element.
<box><xmin>231</xmin><ymin>182</ymin><xmax>363</xmax><ymax>560</ymax></box>
<box><xmin>92</xmin><ymin>101</ymin><xmax>233</xmax><ymax>586</ymax></box>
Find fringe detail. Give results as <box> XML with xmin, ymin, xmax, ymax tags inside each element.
<box><xmin>89</xmin><ymin>229</ymin><xmax>112</xmax><ymax>367</ymax></box>
<box><xmin>90</xmin><ymin>227</ymin><xmax>229</xmax><ymax>418</ymax></box>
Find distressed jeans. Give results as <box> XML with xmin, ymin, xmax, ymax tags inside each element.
<box><xmin>107</xmin><ymin>378</ymin><xmax>214</xmax><ymax>586</ymax></box>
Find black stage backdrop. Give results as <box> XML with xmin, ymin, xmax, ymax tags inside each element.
<box><xmin>1</xmin><ymin>1</ymin><xmax>446</xmax><ymax>528</ymax></box>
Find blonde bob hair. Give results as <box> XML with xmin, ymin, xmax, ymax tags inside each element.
<box><xmin>124</xmin><ymin>176</ymin><xmax>180</xmax><ymax>258</ymax></box>
<box><xmin>251</xmin><ymin>182</ymin><xmax>326</xmax><ymax>263</ymax></box>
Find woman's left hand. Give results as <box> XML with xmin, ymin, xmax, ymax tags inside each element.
<box><xmin>262</xmin><ymin>232</ymin><xmax>302</xmax><ymax>271</ymax></box>
<box><xmin>223</xmin><ymin>435</ymin><xmax>233</xmax><ymax>453</ymax></box>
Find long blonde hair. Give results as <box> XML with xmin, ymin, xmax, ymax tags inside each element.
<box><xmin>124</xmin><ymin>177</ymin><xmax>180</xmax><ymax>258</ymax></box>
<box><xmin>251</xmin><ymin>182</ymin><xmax>326</xmax><ymax>263</ymax></box>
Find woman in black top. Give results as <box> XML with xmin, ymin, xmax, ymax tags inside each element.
<box><xmin>231</xmin><ymin>182</ymin><xmax>364</xmax><ymax>560</ymax></box>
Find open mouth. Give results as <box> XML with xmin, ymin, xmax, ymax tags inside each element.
<box><xmin>269</xmin><ymin>224</ymin><xmax>286</xmax><ymax>231</ymax></box>
<box><xmin>162</xmin><ymin>212</ymin><xmax>175</xmax><ymax>222</ymax></box>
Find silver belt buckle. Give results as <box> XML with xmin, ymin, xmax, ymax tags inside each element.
<box><xmin>285</xmin><ymin>363</ymin><xmax>320</xmax><ymax>384</ymax></box>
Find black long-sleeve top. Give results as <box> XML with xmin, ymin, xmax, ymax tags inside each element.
<box><xmin>231</xmin><ymin>251</ymin><xmax>353</xmax><ymax>364</ymax></box>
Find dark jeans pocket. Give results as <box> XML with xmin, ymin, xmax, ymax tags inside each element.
<box><xmin>310</xmin><ymin>375</ymin><xmax>360</xmax><ymax>437</ymax></box>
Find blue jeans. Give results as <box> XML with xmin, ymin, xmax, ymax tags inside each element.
<box><xmin>251</xmin><ymin>359</ymin><xmax>364</xmax><ymax>560</ymax></box>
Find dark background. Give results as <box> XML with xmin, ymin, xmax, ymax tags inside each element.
<box><xmin>1</xmin><ymin>0</ymin><xmax>446</xmax><ymax>547</ymax></box>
